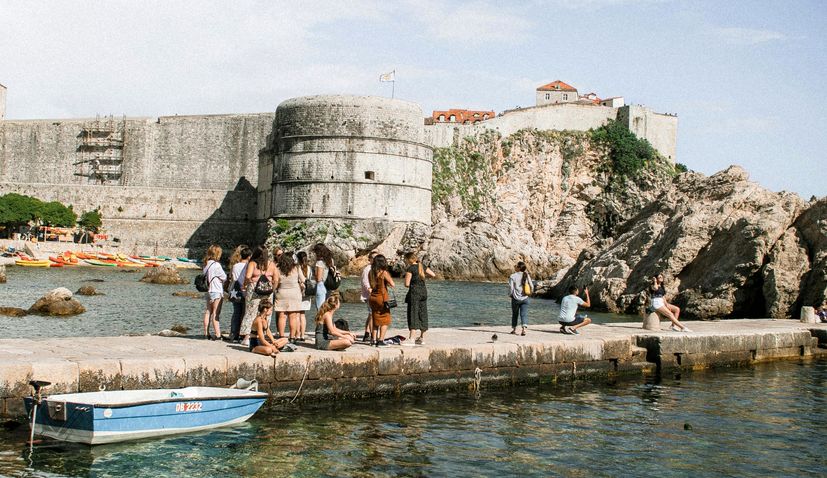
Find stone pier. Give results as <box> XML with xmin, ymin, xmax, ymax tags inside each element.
<box><xmin>1</xmin><ymin>319</ymin><xmax>826</xmax><ymax>418</ymax></box>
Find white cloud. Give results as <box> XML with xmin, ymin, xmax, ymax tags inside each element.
<box><xmin>406</xmin><ymin>0</ymin><xmax>534</xmax><ymax>46</ymax></box>
<box><xmin>711</xmin><ymin>27</ymin><xmax>786</xmax><ymax>46</ymax></box>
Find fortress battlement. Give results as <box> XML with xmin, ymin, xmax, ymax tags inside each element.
<box><xmin>0</xmin><ymin>84</ymin><xmax>677</xmax><ymax>255</ymax></box>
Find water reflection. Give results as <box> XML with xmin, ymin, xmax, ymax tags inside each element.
<box><xmin>1</xmin><ymin>360</ymin><xmax>826</xmax><ymax>477</ymax></box>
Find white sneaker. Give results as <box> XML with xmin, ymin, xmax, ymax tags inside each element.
<box><xmin>682</xmin><ymin>327</ymin><xmax>692</xmax><ymax>332</ymax></box>
<box><xmin>670</xmin><ymin>325</ymin><xmax>682</xmax><ymax>332</ymax></box>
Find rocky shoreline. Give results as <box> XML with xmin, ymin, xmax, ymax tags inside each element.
<box><xmin>266</xmin><ymin>128</ymin><xmax>825</xmax><ymax>321</ymax></box>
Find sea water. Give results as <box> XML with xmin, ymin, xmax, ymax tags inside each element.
<box><xmin>0</xmin><ymin>267</ymin><xmax>631</xmax><ymax>338</ymax></box>
<box><xmin>0</xmin><ymin>359</ymin><xmax>825</xmax><ymax>477</ymax></box>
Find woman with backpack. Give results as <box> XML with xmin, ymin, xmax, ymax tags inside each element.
<box><xmin>239</xmin><ymin>245</ymin><xmax>276</xmax><ymax>347</ymax></box>
<box><xmin>312</xmin><ymin>243</ymin><xmax>338</xmax><ymax>309</ymax></box>
<box><xmin>508</xmin><ymin>261</ymin><xmax>533</xmax><ymax>336</ymax></box>
<box><xmin>228</xmin><ymin>245</ymin><xmax>251</xmax><ymax>342</ymax></box>
<box><xmin>201</xmin><ymin>244</ymin><xmax>226</xmax><ymax>340</ymax></box>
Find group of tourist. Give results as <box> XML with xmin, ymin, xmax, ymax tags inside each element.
<box><xmin>507</xmin><ymin>263</ymin><xmax>692</xmax><ymax>334</ymax></box>
<box><xmin>202</xmin><ymin>243</ymin><xmax>698</xmax><ymax>356</ymax></box>
<box><xmin>199</xmin><ymin>243</ymin><xmax>436</xmax><ymax>355</ymax></box>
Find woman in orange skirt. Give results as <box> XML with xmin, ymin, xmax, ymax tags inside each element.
<box><xmin>368</xmin><ymin>254</ymin><xmax>395</xmax><ymax>346</ymax></box>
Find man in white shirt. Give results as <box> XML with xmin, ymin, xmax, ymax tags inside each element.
<box><xmin>558</xmin><ymin>285</ymin><xmax>591</xmax><ymax>335</ymax></box>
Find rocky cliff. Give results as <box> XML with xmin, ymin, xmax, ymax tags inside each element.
<box><xmin>266</xmin><ymin>125</ymin><xmax>825</xmax><ymax>319</ymax></box>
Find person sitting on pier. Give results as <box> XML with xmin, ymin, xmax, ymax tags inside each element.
<box><xmin>249</xmin><ymin>299</ymin><xmax>289</xmax><ymax>356</ymax></box>
<box><xmin>650</xmin><ymin>273</ymin><xmax>691</xmax><ymax>332</ymax></box>
<box><xmin>314</xmin><ymin>293</ymin><xmax>356</xmax><ymax>350</ymax></box>
<box><xmin>559</xmin><ymin>285</ymin><xmax>592</xmax><ymax>335</ymax></box>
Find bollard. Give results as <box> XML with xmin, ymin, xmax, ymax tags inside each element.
<box><xmin>642</xmin><ymin>312</ymin><xmax>661</xmax><ymax>330</ymax></box>
<box><xmin>800</xmin><ymin>306</ymin><xmax>816</xmax><ymax>323</ymax></box>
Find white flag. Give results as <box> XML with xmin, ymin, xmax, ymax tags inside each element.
<box><xmin>379</xmin><ymin>70</ymin><xmax>395</xmax><ymax>82</ymax></box>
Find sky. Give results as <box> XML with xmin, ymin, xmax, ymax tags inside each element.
<box><xmin>1</xmin><ymin>0</ymin><xmax>824</xmax><ymax>199</ymax></box>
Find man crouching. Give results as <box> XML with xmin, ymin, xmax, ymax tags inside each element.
<box><xmin>559</xmin><ymin>285</ymin><xmax>592</xmax><ymax>335</ymax></box>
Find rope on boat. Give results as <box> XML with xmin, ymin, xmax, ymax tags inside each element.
<box><xmin>290</xmin><ymin>356</ymin><xmax>311</xmax><ymax>404</ymax></box>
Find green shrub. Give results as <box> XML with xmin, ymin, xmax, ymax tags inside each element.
<box><xmin>590</xmin><ymin>120</ymin><xmax>658</xmax><ymax>186</ymax></box>
<box><xmin>78</xmin><ymin>209</ymin><xmax>102</xmax><ymax>232</ymax></box>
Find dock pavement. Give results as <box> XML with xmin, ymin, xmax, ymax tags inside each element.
<box><xmin>2</xmin><ymin>319</ymin><xmax>826</xmax><ymax>418</ymax></box>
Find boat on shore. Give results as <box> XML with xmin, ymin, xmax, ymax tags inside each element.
<box><xmin>15</xmin><ymin>259</ymin><xmax>51</xmax><ymax>267</ymax></box>
<box><xmin>25</xmin><ymin>381</ymin><xmax>267</xmax><ymax>445</ymax></box>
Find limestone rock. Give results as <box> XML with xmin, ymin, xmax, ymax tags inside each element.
<box><xmin>0</xmin><ymin>265</ymin><xmax>6</xmax><ymax>283</ymax></box>
<box><xmin>140</xmin><ymin>264</ymin><xmax>187</xmax><ymax>284</ymax></box>
<box><xmin>158</xmin><ymin>329</ymin><xmax>185</xmax><ymax>337</ymax></box>
<box><xmin>170</xmin><ymin>324</ymin><xmax>190</xmax><ymax>334</ymax></box>
<box><xmin>0</xmin><ymin>307</ymin><xmax>27</xmax><ymax>317</ymax></box>
<box><xmin>172</xmin><ymin>291</ymin><xmax>203</xmax><ymax>298</ymax></box>
<box><xmin>550</xmin><ymin>166</ymin><xmax>810</xmax><ymax>319</ymax></box>
<box><xmin>76</xmin><ymin>285</ymin><xmax>104</xmax><ymax>296</ymax></box>
<box><xmin>28</xmin><ymin>288</ymin><xmax>86</xmax><ymax>316</ymax></box>
<box><xmin>341</xmin><ymin>288</ymin><xmax>363</xmax><ymax>304</ymax></box>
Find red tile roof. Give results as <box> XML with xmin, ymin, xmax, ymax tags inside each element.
<box><xmin>432</xmin><ymin>109</ymin><xmax>496</xmax><ymax>124</ymax></box>
<box><xmin>536</xmin><ymin>80</ymin><xmax>577</xmax><ymax>92</ymax></box>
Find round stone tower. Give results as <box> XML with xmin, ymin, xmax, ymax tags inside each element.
<box><xmin>271</xmin><ymin>95</ymin><xmax>432</xmax><ymax>225</ymax></box>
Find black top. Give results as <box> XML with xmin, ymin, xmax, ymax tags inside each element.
<box><xmin>407</xmin><ymin>264</ymin><xmax>427</xmax><ymax>297</ymax></box>
<box><xmin>650</xmin><ymin>284</ymin><xmax>666</xmax><ymax>298</ymax></box>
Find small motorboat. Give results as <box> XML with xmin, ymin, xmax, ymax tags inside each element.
<box><xmin>25</xmin><ymin>380</ymin><xmax>267</xmax><ymax>445</ymax></box>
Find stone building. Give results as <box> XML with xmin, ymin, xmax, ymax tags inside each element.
<box><xmin>267</xmin><ymin>95</ymin><xmax>432</xmax><ymax>226</ymax></box>
<box><xmin>536</xmin><ymin>80</ymin><xmax>579</xmax><ymax>106</ymax></box>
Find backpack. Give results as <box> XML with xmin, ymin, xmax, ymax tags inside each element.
<box><xmin>194</xmin><ymin>273</ymin><xmax>209</xmax><ymax>292</ymax></box>
<box><xmin>324</xmin><ymin>265</ymin><xmax>341</xmax><ymax>291</ymax></box>
<box><xmin>228</xmin><ymin>280</ymin><xmax>244</xmax><ymax>303</ymax></box>
<box><xmin>253</xmin><ymin>274</ymin><xmax>273</xmax><ymax>296</ymax></box>
<box><xmin>194</xmin><ymin>262</ymin><xmax>217</xmax><ymax>292</ymax></box>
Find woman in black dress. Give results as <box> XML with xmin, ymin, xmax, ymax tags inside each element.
<box><xmin>404</xmin><ymin>252</ymin><xmax>436</xmax><ymax>345</ymax></box>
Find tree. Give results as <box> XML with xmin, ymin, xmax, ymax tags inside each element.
<box><xmin>0</xmin><ymin>193</ymin><xmax>42</xmax><ymax>229</ymax></box>
<box><xmin>78</xmin><ymin>209</ymin><xmax>102</xmax><ymax>233</ymax></box>
<box><xmin>39</xmin><ymin>201</ymin><xmax>77</xmax><ymax>227</ymax></box>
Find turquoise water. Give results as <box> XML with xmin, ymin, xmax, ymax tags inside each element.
<box><xmin>1</xmin><ymin>359</ymin><xmax>826</xmax><ymax>477</ymax></box>
<box><xmin>0</xmin><ymin>267</ymin><xmax>632</xmax><ymax>338</ymax></box>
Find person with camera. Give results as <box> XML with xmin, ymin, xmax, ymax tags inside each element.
<box><xmin>558</xmin><ymin>285</ymin><xmax>592</xmax><ymax>335</ymax></box>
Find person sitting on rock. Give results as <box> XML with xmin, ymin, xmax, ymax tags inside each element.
<box><xmin>559</xmin><ymin>285</ymin><xmax>592</xmax><ymax>334</ymax></box>
<box><xmin>314</xmin><ymin>293</ymin><xmax>356</xmax><ymax>351</ymax></box>
<box><xmin>650</xmin><ymin>273</ymin><xmax>691</xmax><ymax>332</ymax></box>
<box><xmin>817</xmin><ymin>302</ymin><xmax>827</xmax><ymax>323</ymax></box>
<box><xmin>249</xmin><ymin>299</ymin><xmax>289</xmax><ymax>356</ymax></box>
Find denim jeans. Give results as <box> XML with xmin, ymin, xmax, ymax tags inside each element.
<box><xmin>230</xmin><ymin>299</ymin><xmax>245</xmax><ymax>340</ymax></box>
<box><xmin>511</xmin><ymin>297</ymin><xmax>529</xmax><ymax>328</ymax></box>
<box><xmin>315</xmin><ymin>281</ymin><xmax>327</xmax><ymax>309</ymax></box>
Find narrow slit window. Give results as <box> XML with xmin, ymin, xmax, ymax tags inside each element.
<box><xmin>364</xmin><ymin>171</ymin><xmax>375</xmax><ymax>180</ymax></box>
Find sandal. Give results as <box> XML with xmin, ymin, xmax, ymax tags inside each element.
<box><xmin>509</xmin><ymin>329</ymin><xmax>517</xmax><ymax>335</ymax></box>
<box><xmin>521</xmin><ymin>328</ymin><xmax>526</xmax><ymax>336</ymax></box>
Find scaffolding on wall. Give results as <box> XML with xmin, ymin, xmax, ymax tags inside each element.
<box><xmin>75</xmin><ymin>115</ymin><xmax>126</xmax><ymax>185</ymax></box>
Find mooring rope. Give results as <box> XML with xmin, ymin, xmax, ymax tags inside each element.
<box><xmin>290</xmin><ymin>356</ymin><xmax>311</xmax><ymax>404</ymax></box>
<box><xmin>473</xmin><ymin>367</ymin><xmax>482</xmax><ymax>398</ymax></box>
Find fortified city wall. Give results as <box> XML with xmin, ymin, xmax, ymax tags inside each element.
<box><xmin>270</xmin><ymin>95</ymin><xmax>432</xmax><ymax>225</ymax></box>
<box><xmin>0</xmin><ymin>90</ymin><xmax>675</xmax><ymax>255</ymax></box>
<box><xmin>0</xmin><ymin>113</ymin><xmax>274</xmax><ymax>254</ymax></box>
<box><xmin>424</xmin><ymin>103</ymin><xmax>678</xmax><ymax>161</ymax></box>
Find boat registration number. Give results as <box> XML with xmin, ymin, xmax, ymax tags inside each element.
<box><xmin>175</xmin><ymin>402</ymin><xmax>203</xmax><ymax>412</ymax></box>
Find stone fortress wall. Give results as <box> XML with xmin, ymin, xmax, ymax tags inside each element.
<box><xmin>425</xmin><ymin>102</ymin><xmax>678</xmax><ymax>161</ymax></box>
<box><xmin>270</xmin><ymin>95</ymin><xmax>432</xmax><ymax>225</ymax></box>
<box><xmin>0</xmin><ymin>88</ymin><xmax>676</xmax><ymax>255</ymax></box>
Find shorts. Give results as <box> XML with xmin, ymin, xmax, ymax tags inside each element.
<box><xmin>208</xmin><ymin>291</ymin><xmax>223</xmax><ymax>301</ymax></box>
<box><xmin>559</xmin><ymin>314</ymin><xmax>588</xmax><ymax>327</ymax></box>
<box><xmin>651</xmin><ymin>297</ymin><xmax>665</xmax><ymax>309</ymax></box>
<box><xmin>249</xmin><ymin>336</ymin><xmax>260</xmax><ymax>351</ymax></box>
